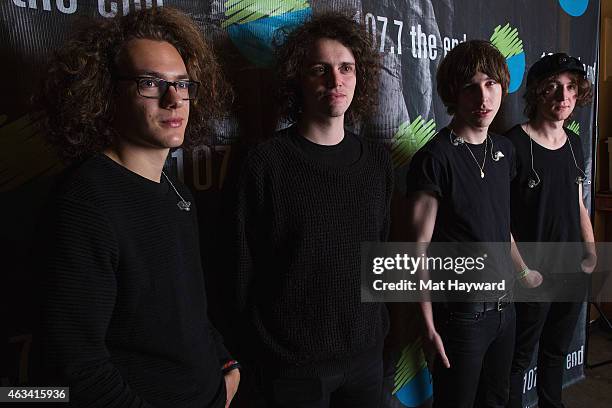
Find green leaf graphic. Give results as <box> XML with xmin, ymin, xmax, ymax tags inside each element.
<box><xmin>490</xmin><ymin>23</ymin><xmax>523</xmax><ymax>59</ymax></box>
<box><xmin>567</xmin><ymin>120</ymin><xmax>580</xmax><ymax>135</ymax></box>
<box><xmin>391</xmin><ymin>116</ymin><xmax>437</xmax><ymax>169</ymax></box>
<box><xmin>393</xmin><ymin>338</ymin><xmax>428</xmax><ymax>395</ymax></box>
<box><xmin>222</xmin><ymin>0</ymin><xmax>309</xmax><ymax>28</ymax></box>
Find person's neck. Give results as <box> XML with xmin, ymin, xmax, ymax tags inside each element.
<box><xmin>524</xmin><ymin>117</ymin><xmax>566</xmax><ymax>145</ymax></box>
<box><xmin>297</xmin><ymin>114</ymin><xmax>345</xmax><ymax>146</ymax></box>
<box><xmin>449</xmin><ymin>118</ymin><xmax>488</xmax><ymax>144</ymax></box>
<box><xmin>103</xmin><ymin>142</ymin><xmax>169</xmax><ymax>182</ymax></box>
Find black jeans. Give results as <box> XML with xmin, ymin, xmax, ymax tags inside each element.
<box><xmin>508</xmin><ymin>302</ymin><xmax>582</xmax><ymax>408</ymax></box>
<box><xmin>432</xmin><ymin>303</ymin><xmax>516</xmax><ymax>408</ymax></box>
<box><xmin>258</xmin><ymin>354</ymin><xmax>383</xmax><ymax>408</ymax></box>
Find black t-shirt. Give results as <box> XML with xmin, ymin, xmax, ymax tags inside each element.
<box><xmin>289</xmin><ymin>126</ymin><xmax>363</xmax><ymax>168</ymax></box>
<box><xmin>506</xmin><ymin>124</ymin><xmax>584</xmax><ymax>243</ymax></box>
<box><xmin>405</xmin><ymin>127</ymin><xmax>516</xmax><ymax>298</ymax></box>
<box><xmin>406</xmin><ymin>127</ymin><xmax>516</xmax><ymax>243</ymax></box>
<box><xmin>506</xmin><ymin>125</ymin><xmax>585</xmax><ymax>280</ymax></box>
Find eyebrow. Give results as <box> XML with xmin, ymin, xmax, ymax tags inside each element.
<box><xmin>308</xmin><ymin>61</ymin><xmax>355</xmax><ymax>66</ymax></box>
<box><xmin>134</xmin><ymin>71</ymin><xmax>190</xmax><ymax>80</ymax></box>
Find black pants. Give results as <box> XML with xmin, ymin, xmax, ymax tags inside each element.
<box><xmin>508</xmin><ymin>302</ymin><xmax>582</xmax><ymax>408</ymax></box>
<box><xmin>258</xmin><ymin>354</ymin><xmax>383</xmax><ymax>408</ymax></box>
<box><xmin>432</xmin><ymin>304</ymin><xmax>516</xmax><ymax>408</ymax></box>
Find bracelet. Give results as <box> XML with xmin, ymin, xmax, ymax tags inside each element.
<box><xmin>221</xmin><ymin>359</ymin><xmax>241</xmax><ymax>375</ymax></box>
<box><xmin>517</xmin><ymin>267</ymin><xmax>530</xmax><ymax>280</ymax></box>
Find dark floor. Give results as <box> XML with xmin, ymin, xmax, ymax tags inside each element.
<box><xmin>564</xmin><ymin>320</ymin><xmax>612</xmax><ymax>408</ymax></box>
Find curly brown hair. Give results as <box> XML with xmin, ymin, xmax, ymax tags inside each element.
<box><xmin>523</xmin><ymin>72</ymin><xmax>592</xmax><ymax>120</ymax></box>
<box><xmin>436</xmin><ymin>40</ymin><xmax>510</xmax><ymax>115</ymax></box>
<box><xmin>273</xmin><ymin>12</ymin><xmax>380</xmax><ymax>124</ymax></box>
<box><xmin>39</xmin><ymin>7</ymin><xmax>231</xmax><ymax>161</ymax></box>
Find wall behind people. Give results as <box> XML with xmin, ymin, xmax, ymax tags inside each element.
<box><xmin>0</xmin><ymin>1</ymin><xmax>599</xmax><ymax>407</ymax></box>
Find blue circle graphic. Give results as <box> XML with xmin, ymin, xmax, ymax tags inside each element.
<box><xmin>559</xmin><ymin>0</ymin><xmax>589</xmax><ymax>17</ymax></box>
<box><xmin>395</xmin><ymin>366</ymin><xmax>433</xmax><ymax>407</ymax></box>
<box><xmin>506</xmin><ymin>52</ymin><xmax>526</xmax><ymax>93</ymax></box>
<box><xmin>227</xmin><ymin>8</ymin><xmax>312</xmax><ymax>67</ymax></box>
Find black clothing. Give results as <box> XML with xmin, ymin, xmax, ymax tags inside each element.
<box><xmin>508</xmin><ymin>302</ymin><xmax>583</xmax><ymax>408</ymax></box>
<box><xmin>407</xmin><ymin>127</ymin><xmax>516</xmax><ymax>243</ymax></box>
<box><xmin>507</xmin><ymin>124</ymin><xmax>584</xmax><ymax>244</ymax></box>
<box><xmin>258</xmin><ymin>350</ymin><xmax>383</xmax><ymax>408</ymax></box>
<box><xmin>39</xmin><ymin>154</ymin><xmax>230</xmax><ymax>407</ymax></box>
<box><xmin>289</xmin><ymin>129</ymin><xmax>362</xmax><ymax>168</ymax></box>
<box><xmin>507</xmin><ymin>125</ymin><xmax>588</xmax><ymax>408</ymax></box>
<box><xmin>236</xmin><ymin>125</ymin><xmax>393</xmax><ymax>378</ymax></box>
<box><xmin>406</xmin><ymin>128</ymin><xmax>517</xmax><ymax>299</ymax></box>
<box><xmin>432</xmin><ymin>304</ymin><xmax>516</xmax><ymax>408</ymax></box>
<box><xmin>406</xmin><ymin>126</ymin><xmax>517</xmax><ymax>407</ymax></box>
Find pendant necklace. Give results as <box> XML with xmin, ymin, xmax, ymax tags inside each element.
<box><xmin>161</xmin><ymin>170</ymin><xmax>191</xmax><ymax>211</ymax></box>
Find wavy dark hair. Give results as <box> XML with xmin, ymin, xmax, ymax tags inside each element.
<box><xmin>38</xmin><ymin>7</ymin><xmax>231</xmax><ymax>161</ymax></box>
<box><xmin>436</xmin><ymin>40</ymin><xmax>510</xmax><ymax>115</ymax></box>
<box><xmin>273</xmin><ymin>12</ymin><xmax>380</xmax><ymax>124</ymax></box>
<box><xmin>523</xmin><ymin>72</ymin><xmax>592</xmax><ymax>120</ymax></box>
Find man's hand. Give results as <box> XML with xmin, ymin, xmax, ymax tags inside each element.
<box><xmin>519</xmin><ymin>269</ymin><xmax>543</xmax><ymax>288</ymax></box>
<box><xmin>581</xmin><ymin>252</ymin><xmax>597</xmax><ymax>274</ymax></box>
<box><xmin>224</xmin><ymin>369</ymin><xmax>240</xmax><ymax>407</ymax></box>
<box><xmin>423</xmin><ymin>329</ymin><xmax>450</xmax><ymax>371</ymax></box>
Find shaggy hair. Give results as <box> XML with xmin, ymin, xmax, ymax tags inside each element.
<box><xmin>39</xmin><ymin>7</ymin><xmax>231</xmax><ymax>161</ymax></box>
<box><xmin>274</xmin><ymin>12</ymin><xmax>380</xmax><ymax>124</ymax></box>
<box><xmin>523</xmin><ymin>72</ymin><xmax>592</xmax><ymax>120</ymax></box>
<box><xmin>436</xmin><ymin>40</ymin><xmax>510</xmax><ymax>115</ymax></box>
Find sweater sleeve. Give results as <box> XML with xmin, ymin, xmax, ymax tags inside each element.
<box><xmin>235</xmin><ymin>151</ymin><xmax>266</xmax><ymax>315</ymax></box>
<box><xmin>380</xmin><ymin>144</ymin><xmax>394</xmax><ymax>242</ymax></box>
<box><xmin>40</xmin><ymin>197</ymin><xmax>153</xmax><ymax>408</ymax></box>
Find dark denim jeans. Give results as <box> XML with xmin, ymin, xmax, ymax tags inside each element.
<box><xmin>508</xmin><ymin>302</ymin><xmax>582</xmax><ymax>408</ymax></box>
<box><xmin>432</xmin><ymin>303</ymin><xmax>516</xmax><ymax>408</ymax></box>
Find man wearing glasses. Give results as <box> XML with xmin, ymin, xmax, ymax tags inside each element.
<box><xmin>37</xmin><ymin>7</ymin><xmax>239</xmax><ymax>407</ymax></box>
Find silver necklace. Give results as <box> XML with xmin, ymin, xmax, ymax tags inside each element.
<box><xmin>452</xmin><ymin>129</ymin><xmax>488</xmax><ymax>179</ymax></box>
<box><xmin>161</xmin><ymin>170</ymin><xmax>191</xmax><ymax>211</ymax></box>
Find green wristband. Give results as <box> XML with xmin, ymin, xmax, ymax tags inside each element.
<box><xmin>517</xmin><ymin>267</ymin><xmax>530</xmax><ymax>280</ymax></box>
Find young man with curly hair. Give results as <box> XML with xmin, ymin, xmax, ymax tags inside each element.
<box><xmin>37</xmin><ymin>7</ymin><xmax>239</xmax><ymax>407</ymax></box>
<box><xmin>405</xmin><ymin>40</ymin><xmax>518</xmax><ymax>407</ymax></box>
<box><xmin>506</xmin><ymin>53</ymin><xmax>596</xmax><ymax>408</ymax></box>
<box><xmin>236</xmin><ymin>12</ymin><xmax>392</xmax><ymax>408</ymax></box>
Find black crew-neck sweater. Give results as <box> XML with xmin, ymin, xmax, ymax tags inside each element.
<box><xmin>38</xmin><ymin>154</ymin><xmax>230</xmax><ymax>407</ymax></box>
<box><xmin>289</xmin><ymin>129</ymin><xmax>363</xmax><ymax>167</ymax></box>
<box><xmin>236</xmin><ymin>126</ymin><xmax>393</xmax><ymax>377</ymax></box>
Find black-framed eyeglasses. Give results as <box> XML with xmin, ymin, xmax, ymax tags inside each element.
<box><xmin>116</xmin><ymin>76</ymin><xmax>200</xmax><ymax>100</ymax></box>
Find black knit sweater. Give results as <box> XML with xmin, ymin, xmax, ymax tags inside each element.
<box><xmin>38</xmin><ymin>154</ymin><xmax>230</xmax><ymax>407</ymax></box>
<box><xmin>236</xmin><ymin>128</ymin><xmax>393</xmax><ymax>377</ymax></box>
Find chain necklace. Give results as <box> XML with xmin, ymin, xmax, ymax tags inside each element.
<box><xmin>161</xmin><ymin>170</ymin><xmax>191</xmax><ymax>211</ymax></box>
<box><xmin>465</xmin><ymin>138</ymin><xmax>487</xmax><ymax>179</ymax></box>
<box><xmin>451</xmin><ymin>129</ymin><xmax>488</xmax><ymax>179</ymax></box>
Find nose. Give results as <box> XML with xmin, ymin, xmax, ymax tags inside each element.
<box><xmin>161</xmin><ymin>84</ymin><xmax>184</xmax><ymax>108</ymax></box>
<box><xmin>326</xmin><ymin>68</ymin><xmax>342</xmax><ymax>88</ymax></box>
<box><xmin>557</xmin><ymin>85</ymin><xmax>571</xmax><ymax>101</ymax></box>
<box><xmin>476</xmin><ymin>84</ymin><xmax>488</xmax><ymax>104</ymax></box>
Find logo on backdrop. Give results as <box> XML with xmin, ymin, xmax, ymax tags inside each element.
<box><xmin>567</xmin><ymin>120</ymin><xmax>580</xmax><ymax>135</ymax></box>
<box><xmin>490</xmin><ymin>23</ymin><xmax>525</xmax><ymax>93</ymax></box>
<box><xmin>222</xmin><ymin>0</ymin><xmax>311</xmax><ymax>67</ymax></box>
<box><xmin>559</xmin><ymin>0</ymin><xmax>590</xmax><ymax>17</ymax></box>
<box><xmin>392</xmin><ymin>340</ymin><xmax>433</xmax><ymax>407</ymax></box>
<box><xmin>391</xmin><ymin>116</ymin><xmax>437</xmax><ymax>169</ymax></box>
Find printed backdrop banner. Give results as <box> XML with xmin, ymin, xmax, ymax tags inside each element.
<box><xmin>1</xmin><ymin>1</ymin><xmax>599</xmax><ymax>407</ymax></box>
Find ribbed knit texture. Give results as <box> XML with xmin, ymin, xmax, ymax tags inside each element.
<box><xmin>39</xmin><ymin>154</ymin><xmax>229</xmax><ymax>407</ymax></box>
<box><xmin>236</xmin><ymin>128</ymin><xmax>393</xmax><ymax>377</ymax></box>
